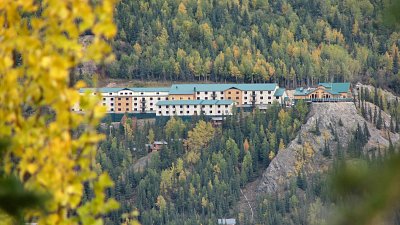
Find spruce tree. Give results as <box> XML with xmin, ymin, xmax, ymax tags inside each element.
<box><xmin>364</xmin><ymin>121</ymin><xmax>370</xmax><ymax>139</ymax></box>
<box><xmin>377</xmin><ymin>109</ymin><xmax>383</xmax><ymax>130</ymax></box>
<box><xmin>374</xmin><ymin>86</ymin><xmax>379</xmax><ymax>105</ymax></box>
<box><xmin>323</xmin><ymin>140</ymin><xmax>331</xmax><ymax>158</ymax></box>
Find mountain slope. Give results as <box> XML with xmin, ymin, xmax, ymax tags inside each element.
<box><xmin>258</xmin><ymin>102</ymin><xmax>399</xmax><ymax>194</ymax></box>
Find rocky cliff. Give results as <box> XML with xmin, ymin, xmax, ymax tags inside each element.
<box><xmin>257</xmin><ymin>102</ymin><xmax>399</xmax><ymax>194</ymax></box>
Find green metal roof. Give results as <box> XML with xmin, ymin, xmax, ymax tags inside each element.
<box><xmin>130</xmin><ymin>87</ymin><xmax>170</xmax><ymax>92</ymax></box>
<box><xmin>169</xmin><ymin>83</ymin><xmax>277</xmax><ymax>95</ymax></box>
<box><xmin>274</xmin><ymin>88</ymin><xmax>286</xmax><ymax>97</ymax></box>
<box><xmin>156</xmin><ymin>99</ymin><xmax>234</xmax><ymax>106</ymax></box>
<box><xmin>294</xmin><ymin>87</ymin><xmax>313</xmax><ymax>96</ymax></box>
<box><xmin>318</xmin><ymin>83</ymin><xmax>350</xmax><ymax>93</ymax></box>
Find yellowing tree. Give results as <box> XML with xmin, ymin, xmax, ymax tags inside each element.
<box><xmin>0</xmin><ymin>0</ymin><xmax>125</xmax><ymax>224</ymax></box>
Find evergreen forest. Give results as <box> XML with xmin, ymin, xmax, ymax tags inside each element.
<box><xmin>103</xmin><ymin>0</ymin><xmax>400</xmax><ymax>93</ymax></box>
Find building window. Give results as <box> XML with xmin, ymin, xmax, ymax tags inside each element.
<box><xmin>187</xmin><ymin>105</ymin><xmax>190</xmax><ymax>108</ymax></box>
<box><xmin>158</xmin><ymin>97</ymin><xmax>161</xmax><ymax>100</ymax></box>
<box><xmin>187</xmin><ymin>111</ymin><xmax>189</xmax><ymax>114</ymax></box>
<box><xmin>236</xmin><ymin>91</ymin><xmax>239</xmax><ymax>94</ymax></box>
<box><xmin>268</xmin><ymin>96</ymin><xmax>271</xmax><ymax>99</ymax></box>
<box><xmin>245</xmin><ymin>91</ymin><xmax>248</xmax><ymax>94</ymax></box>
<box><xmin>141</xmin><ymin>92</ymin><xmax>144</xmax><ymax>95</ymax></box>
<box><xmin>197</xmin><ymin>97</ymin><xmax>200</xmax><ymax>100</ymax></box>
<box><xmin>228</xmin><ymin>97</ymin><xmax>231</xmax><ymax>99</ymax></box>
<box><xmin>158</xmin><ymin>106</ymin><xmax>161</xmax><ymax>109</ymax></box>
<box><xmin>220</xmin><ymin>91</ymin><xmax>223</xmax><ymax>94</ymax></box>
<box><xmin>197</xmin><ymin>92</ymin><xmax>200</xmax><ymax>95</ymax></box>
<box><xmin>218</xmin><ymin>110</ymin><xmax>221</xmax><ymax>114</ymax></box>
<box><xmin>205</xmin><ymin>97</ymin><xmax>208</xmax><ymax>100</ymax></box>
<box><xmin>111</xmin><ymin>98</ymin><xmax>114</xmax><ymax>101</ymax></box>
<box><xmin>150</xmin><ymin>103</ymin><xmax>153</xmax><ymax>106</ymax></box>
<box><xmin>166</xmin><ymin>106</ymin><xmax>169</xmax><ymax>108</ymax></box>
<box><xmin>218</xmin><ymin>105</ymin><xmax>221</xmax><ymax>108</ymax></box>
<box><xmin>134</xmin><ymin>103</ymin><xmax>137</xmax><ymax>106</ymax></box>
<box><xmin>156</xmin><ymin>92</ymin><xmax>159</xmax><ymax>94</ymax></box>
<box><xmin>134</xmin><ymin>98</ymin><xmax>137</xmax><ymax>100</ymax></box>
<box><xmin>103</xmin><ymin>103</ymin><xmax>106</xmax><ymax>106</ymax></box>
<box><xmin>244</xmin><ymin>102</ymin><xmax>247</xmax><ymax>104</ymax></box>
<box><xmin>180</xmin><ymin>105</ymin><xmax>183</xmax><ymax>108</ymax></box>
<box><xmin>225</xmin><ymin>105</ymin><xmax>228</xmax><ymax>108</ymax></box>
<box><xmin>244</xmin><ymin>97</ymin><xmax>247</xmax><ymax>100</ymax></box>
<box><xmin>228</xmin><ymin>91</ymin><xmax>231</xmax><ymax>94</ymax></box>
<box><xmin>276</xmin><ymin>96</ymin><xmax>279</xmax><ymax>99</ymax></box>
<box><xmin>158</xmin><ymin>111</ymin><xmax>162</xmax><ymax>114</ymax></box>
<box><xmin>126</xmin><ymin>103</ymin><xmax>129</xmax><ymax>106</ymax></box>
<box><xmin>109</xmin><ymin>93</ymin><xmax>113</xmax><ymax>95</ymax></box>
<box><xmin>209</xmin><ymin>111</ymin><xmax>212</xmax><ymax>114</ymax></box>
<box><xmin>111</xmin><ymin>108</ymin><xmax>114</xmax><ymax>111</ymax></box>
<box><xmin>118</xmin><ymin>103</ymin><xmax>121</xmax><ymax>106</ymax></box>
<box><xmin>180</xmin><ymin>97</ymin><xmax>182</xmax><ymax>100</ymax></box>
<box><xmin>126</xmin><ymin>97</ymin><xmax>129</xmax><ymax>100</ymax></box>
<box><xmin>188</xmin><ymin>97</ymin><xmax>191</xmax><ymax>100</ymax></box>
<box><xmin>205</xmin><ymin>91</ymin><xmax>208</xmax><ymax>94</ymax></box>
<box><xmin>268</xmin><ymin>91</ymin><xmax>271</xmax><ymax>94</ymax></box>
<box><xmin>118</xmin><ymin>108</ymin><xmax>121</xmax><ymax>111</ymax></box>
<box><xmin>260</xmin><ymin>91</ymin><xmax>263</xmax><ymax>94</ymax></box>
<box><xmin>72</xmin><ymin>109</ymin><xmax>75</xmax><ymax>111</ymax></box>
<box><xmin>260</xmin><ymin>97</ymin><xmax>264</xmax><ymax>99</ymax></box>
<box><xmin>126</xmin><ymin>108</ymin><xmax>129</xmax><ymax>111</ymax></box>
<box><xmin>111</xmin><ymin>103</ymin><xmax>114</xmax><ymax>106</ymax></box>
<box><xmin>150</xmin><ymin>97</ymin><xmax>153</xmax><ymax>100</ymax></box>
<box><xmin>194</xmin><ymin>105</ymin><xmax>197</xmax><ymax>108</ymax></box>
<box><xmin>236</xmin><ymin>97</ymin><xmax>239</xmax><ymax>100</ymax></box>
<box><xmin>180</xmin><ymin>111</ymin><xmax>183</xmax><ymax>114</ymax></box>
<box><xmin>118</xmin><ymin>98</ymin><xmax>121</xmax><ymax>100</ymax></box>
<box><xmin>150</xmin><ymin>108</ymin><xmax>153</xmax><ymax>111</ymax></box>
<box><xmin>103</xmin><ymin>98</ymin><xmax>106</xmax><ymax>101</ymax></box>
<box><xmin>202</xmin><ymin>105</ymin><xmax>205</xmax><ymax>108</ymax></box>
<box><xmin>173</xmin><ymin>105</ymin><xmax>176</xmax><ymax>108</ymax></box>
<box><xmin>221</xmin><ymin>97</ymin><xmax>224</xmax><ymax>100</ymax></box>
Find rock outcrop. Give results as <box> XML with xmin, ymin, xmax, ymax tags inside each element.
<box><xmin>257</xmin><ymin>102</ymin><xmax>399</xmax><ymax>194</ymax></box>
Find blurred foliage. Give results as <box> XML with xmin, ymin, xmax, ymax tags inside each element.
<box><xmin>332</xmin><ymin>151</ymin><xmax>400</xmax><ymax>225</ymax></box>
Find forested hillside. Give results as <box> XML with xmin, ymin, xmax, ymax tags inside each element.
<box><xmin>107</xmin><ymin>0</ymin><xmax>400</xmax><ymax>91</ymax></box>
<box><xmin>95</xmin><ymin>103</ymin><xmax>309</xmax><ymax>224</ymax></box>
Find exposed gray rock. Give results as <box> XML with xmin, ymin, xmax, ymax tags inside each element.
<box><xmin>257</xmin><ymin>102</ymin><xmax>399</xmax><ymax>194</ymax></box>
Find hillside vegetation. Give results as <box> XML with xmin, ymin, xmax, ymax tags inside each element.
<box><xmin>106</xmin><ymin>0</ymin><xmax>400</xmax><ymax>92</ymax></box>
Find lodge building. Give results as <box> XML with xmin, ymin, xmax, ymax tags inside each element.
<box><xmin>73</xmin><ymin>83</ymin><xmax>288</xmax><ymax>116</ymax></box>
<box><xmin>293</xmin><ymin>83</ymin><xmax>352</xmax><ymax>102</ymax></box>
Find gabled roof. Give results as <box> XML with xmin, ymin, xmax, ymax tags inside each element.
<box><xmin>156</xmin><ymin>99</ymin><xmax>234</xmax><ymax>106</ymax></box>
<box><xmin>294</xmin><ymin>87</ymin><xmax>314</xmax><ymax>96</ymax></box>
<box><xmin>274</xmin><ymin>88</ymin><xmax>286</xmax><ymax>97</ymax></box>
<box><xmin>318</xmin><ymin>83</ymin><xmax>351</xmax><ymax>93</ymax></box>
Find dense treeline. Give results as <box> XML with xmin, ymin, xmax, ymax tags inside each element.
<box><xmin>105</xmin><ymin>0</ymin><xmax>400</xmax><ymax>91</ymax></box>
<box><xmin>95</xmin><ymin>102</ymin><xmax>309</xmax><ymax>224</ymax></box>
